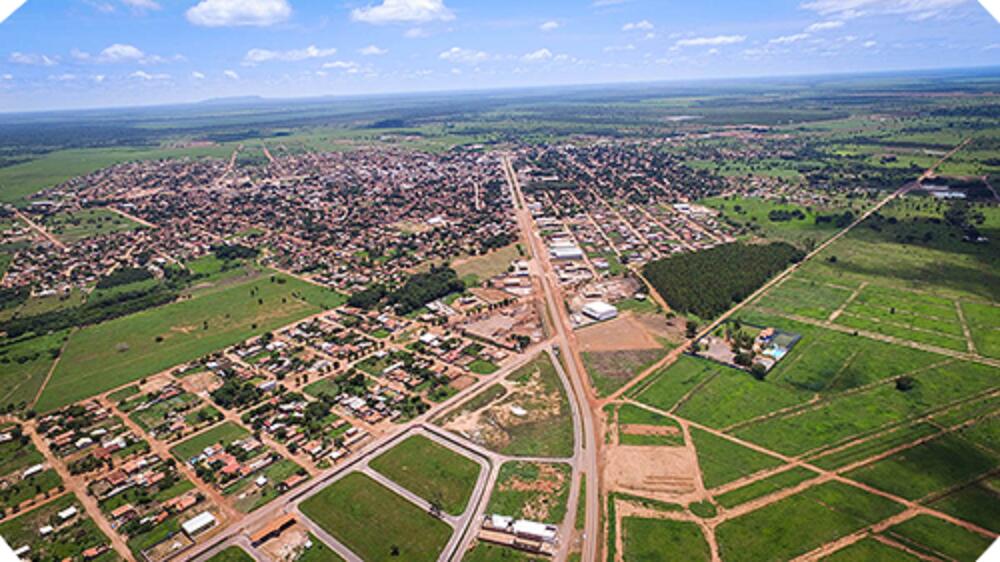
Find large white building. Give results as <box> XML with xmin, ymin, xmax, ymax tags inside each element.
<box><xmin>582</xmin><ymin>301</ymin><xmax>618</xmax><ymax>322</ymax></box>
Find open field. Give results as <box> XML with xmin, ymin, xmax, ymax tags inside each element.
<box><xmin>885</xmin><ymin>514</ymin><xmax>994</xmax><ymax>562</ymax></box>
<box><xmin>962</xmin><ymin>300</ymin><xmax>1000</xmax><ymax>359</ymax></box>
<box><xmin>170</xmin><ymin>421</ymin><xmax>249</xmax><ymax>461</ymax></box>
<box><xmin>300</xmin><ymin>472</ymin><xmax>453</xmax><ymax>562</ymax></box>
<box><xmin>927</xmin><ymin>477</ymin><xmax>1000</xmax><ymax>533</ymax></box>
<box><xmin>43</xmin><ymin>208</ymin><xmax>144</xmax><ymax>244</ymax></box>
<box><xmin>463</xmin><ymin>542</ymin><xmax>546</xmax><ymax>562</ymax></box>
<box><xmin>36</xmin><ymin>273</ymin><xmax>342</xmax><ymax>411</ymax></box>
<box><xmin>716</xmin><ymin>481</ymin><xmax>904</xmax><ymax>562</ymax></box>
<box><xmin>369</xmin><ymin>434</ymin><xmax>481</xmax><ymax>516</ymax></box>
<box><xmin>820</xmin><ymin>538</ymin><xmax>919</xmax><ymax>562</ymax></box>
<box><xmin>453</xmin><ymin>243</ymin><xmax>522</xmax><ymax>285</ymax></box>
<box><xmin>206</xmin><ymin>546</ymin><xmax>255</xmax><ymax>562</ymax></box>
<box><xmin>714</xmin><ymin>466</ymin><xmax>818</xmax><ymax>509</ymax></box>
<box><xmin>622</xmin><ymin>517</ymin><xmax>711</xmax><ymax>562</ymax></box>
<box><xmin>487</xmin><ymin>461</ymin><xmax>571</xmax><ymax>524</ymax></box>
<box><xmin>0</xmin><ymin>330</ymin><xmax>68</xmax><ymax>410</ymax></box>
<box><xmin>690</xmin><ymin>427</ymin><xmax>783</xmax><ymax>489</ymax></box>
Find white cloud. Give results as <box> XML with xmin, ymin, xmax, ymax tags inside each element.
<box><xmin>603</xmin><ymin>43</ymin><xmax>636</xmax><ymax>52</ymax></box>
<box><xmin>439</xmin><ymin>46</ymin><xmax>490</xmax><ymax>63</ymax></box>
<box><xmin>131</xmin><ymin>70</ymin><xmax>170</xmax><ymax>80</ymax></box>
<box><xmin>404</xmin><ymin>27</ymin><xmax>429</xmax><ymax>38</ymax></box>
<box><xmin>192</xmin><ymin>71</ymin><xmax>206</xmax><ymax>79</ymax></box>
<box><xmin>539</xmin><ymin>20</ymin><xmax>560</xmax><ymax>31</ymax></box>
<box><xmin>186</xmin><ymin>0</ymin><xmax>291</xmax><ymax>27</ymax></box>
<box><xmin>121</xmin><ymin>0</ymin><xmax>161</xmax><ymax>10</ymax></box>
<box><xmin>359</xmin><ymin>45</ymin><xmax>389</xmax><ymax>56</ymax></box>
<box><xmin>49</xmin><ymin>73</ymin><xmax>77</xmax><ymax>81</ymax></box>
<box><xmin>863</xmin><ymin>40</ymin><xmax>878</xmax><ymax>47</ymax></box>
<box><xmin>93</xmin><ymin>74</ymin><xmax>106</xmax><ymax>82</ymax></box>
<box><xmin>674</xmin><ymin>35</ymin><xmax>746</xmax><ymax>47</ymax></box>
<box><xmin>522</xmin><ymin>48</ymin><xmax>553</xmax><ymax>62</ymax></box>
<box><xmin>1</xmin><ymin>74</ymin><xmax>12</xmax><ymax>80</ymax></box>
<box><xmin>0</xmin><ymin>0</ymin><xmax>27</xmax><ymax>24</ymax></box>
<box><xmin>9</xmin><ymin>52</ymin><xmax>57</xmax><ymax>66</ymax></box>
<box><xmin>800</xmin><ymin>0</ymin><xmax>965</xmax><ymax>20</ymax></box>
<box><xmin>243</xmin><ymin>45</ymin><xmax>337</xmax><ymax>64</ymax></box>
<box><xmin>323</xmin><ymin>61</ymin><xmax>362</xmax><ymax>74</ymax></box>
<box><xmin>352</xmin><ymin>0</ymin><xmax>454</xmax><ymax>24</ymax></box>
<box><xmin>770</xmin><ymin>33</ymin><xmax>810</xmax><ymax>44</ymax></box>
<box><xmin>98</xmin><ymin>43</ymin><xmax>145</xmax><ymax>62</ymax></box>
<box><xmin>224</xmin><ymin>69</ymin><xmax>240</xmax><ymax>79</ymax></box>
<box><xmin>806</xmin><ymin>20</ymin><xmax>845</xmax><ymax>31</ymax></box>
<box><xmin>622</xmin><ymin>19</ymin><xmax>654</xmax><ymax>31</ymax></box>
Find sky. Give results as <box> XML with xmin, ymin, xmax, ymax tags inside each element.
<box><xmin>0</xmin><ymin>0</ymin><xmax>998</xmax><ymax>112</ymax></box>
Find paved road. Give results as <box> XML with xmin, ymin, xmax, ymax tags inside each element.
<box><xmin>504</xmin><ymin>155</ymin><xmax>600</xmax><ymax>562</ymax></box>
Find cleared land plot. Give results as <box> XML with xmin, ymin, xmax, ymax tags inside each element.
<box><xmin>846</xmin><ymin>432</ymin><xmax>998</xmax><ymax>501</ymax></box>
<box><xmin>487</xmin><ymin>462</ymin><xmax>571</xmax><ymax>524</ymax></box>
<box><xmin>616</xmin><ymin>404</ymin><xmax>684</xmax><ymax>447</ymax></box>
<box><xmin>453</xmin><ymin>243</ymin><xmax>522</xmax><ymax>285</ymax></box>
<box><xmin>206</xmin><ymin>546</ymin><xmax>255</xmax><ymax>562</ymax></box>
<box><xmin>734</xmin><ymin>360</ymin><xmax>999</xmax><ymax>456</ymax></box>
<box><xmin>885</xmin><ymin>514</ymin><xmax>993</xmax><ymax>562</ymax></box>
<box><xmin>369</xmin><ymin>434</ymin><xmax>481</xmax><ymax>516</ymax></box>
<box><xmin>716</xmin><ymin>481</ymin><xmax>904</xmax><ymax>562</ymax></box>
<box><xmin>170</xmin><ymin>421</ymin><xmax>249</xmax><ymax>462</ymax></box>
<box><xmin>38</xmin><ymin>273</ymin><xmax>340</xmax><ymax>411</ymax></box>
<box><xmin>714</xmin><ymin>466</ymin><xmax>818</xmax><ymax>509</ymax></box>
<box><xmin>582</xmin><ymin>348</ymin><xmax>665</xmax><ymax>398</ymax></box>
<box><xmin>962</xmin><ymin>301</ymin><xmax>1000</xmax><ymax>359</ymax></box>
<box><xmin>300</xmin><ymin>472</ymin><xmax>453</xmax><ymax>562</ymax></box>
<box><xmin>44</xmin><ymin>208</ymin><xmax>143</xmax><ymax>244</ymax></box>
<box><xmin>690</xmin><ymin>427</ymin><xmax>783</xmax><ymax>489</ymax></box>
<box><xmin>441</xmin><ymin>353</ymin><xmax>573</xmax><ymax>458</ymax></box>
<box><xmin>622</xmin><ymin>517</ymin><xmax>710</xmax><ymax>562</ymax></box>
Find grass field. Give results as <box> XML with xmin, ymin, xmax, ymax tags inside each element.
<box><xmin>885</xmin><ymin>515</ymin><xmax>993</xmax><ymax>561</ymax></box>
<box><xmin>300</xmin><ymin>472</ymin><xmax>453</xmax><ymax>562</ymax></box>
<box><xmin>927</xmin><ymin>477</ymin><xmax>1000</xmax><ymax>533</ymax></box>
<box><xmin>487</xmin><ymin>462</ymin><xmax>571</xmax><ymax>524</ymax></box>
<box><xmin>582</xmin><ymin>347</ymin><xmax>666</xmax><ymax>397</ymax></box>
<box><xmin>616</xmin><ymin>404</ymin><xmax>684</xmax><ymax>447</ymax></box>
<box><xmin>622</xmin><ymin>517</ymin><xmax>710</xmax><ymax>562</ymax></box>
<box><xmin>716</xmin><ymin>481</ymin><xmax>904</xmax><ymax>562</ymax></box>
<box><xmin>36</xmin><ymin>273</ymin><xmax>342</xmax><ymax>411</ymax></box>
<box><xmin>0</xmin><ymin>330</ymin><xmax>68</xmax><ymax>411</ymax></box>
<box><xmin>462</xmin><ymin>542</ymin><xmax>545</xmax><ymax>562</ymax></box>
<box><xmin>170</xmin><ymin>421</ymin><xmax>248</xmax><ymax>461</ymax></box>
<box><xmin>369</xmin><ymin>434</ymin><xmax>481</xmax><ymax>516</ymax></box>
<box><xmin>43</xmin><ymin>208</ymin><xmax>143</xmax><ymax>244</ymax></box>
<box><xmin>690</xmin><ymin>427</ymin><xmax>784</xmax><ymax>489</ymax></box>
<box><xmin>699</xmin><ymin>196</ymin><xmax>844</xmax><ymax>247</ymax></box>
<box><xmin>962</xmin><ymin>300</ymin><xmax>1000</xmax><ymax>359</ymax></box>
<box><xmin>454</xmin><ymin>243</ymin><xmax>522</xmax><ymax>285</ymax></box>
<box><xmin>820</xmin><ymin>538</ymin><xmax>919</xmax><ymax>562</ymax></box>
<box><xmin>808</xmin><ymin>422</ymin><xmax>940</xmax><ymax>470</ymax></box>
<box><xmin>297</xmin><ymin>533</ymin><xmax>346</xmax><ymax>562</ymax></box>
<box><xmin>714</xmin><ymin>466</ymin><xmax>818</xmax><ymax>509</ymax></box>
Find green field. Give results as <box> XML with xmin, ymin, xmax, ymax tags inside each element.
<box><xmin>885</xmin><ymin>515</ymin><xmax>993</xmax><ymax>561</ymax></box>
<box><xmin>369</xmin><ymin>434</ymin><xmax>481</xmax><ymax>516</ymax></box>
<box><xmin>716</xmin><ymin>482</ymin><xmax>904</xmax><ymax>562</ymax></box>
<box><xmin>622</xmin><ymin>517</ymin><xmax>711</xmax><ymax>562</ymax></box>
<box><xmin>962</xmin><ymin>300</ymin><xmax>1000</xmax><ymax>359</ymax></box>
<box><xmin>582</xmin><ymin>347</ymin><xmax>666</xmax><ymax>397</ymax></box>
<box><xmin>36</xmin><ymin>273</ymin><xmax>342</xmax><ymax>411</ymax></box>
<box><xmin>170</xmin><ymin>421</ymin><xmax>249</xmax><ymax>461</ymax></box>
<box><xmin>462</xmin><ymin>542</ymin><xmax>545</xmax><ymax>562</ymax></box>
<box><xmin>0</xmin><ymin>494</ymin><xmax>119</xmax><ymax>562</ymax></box>
<box><xmin>487</xmin><ymin>462</ymin><xmax>571</xmax><ymax>524</ymax></box>
<box><xmin>300</xmin><ymin>472</ymin><xmax>453</xmax><ymax>562</ymax></box>
<box><xmin>0</xmin><ymin>330</ymin><xmax>68</xmax><ymax>411</ymax></box>
<box><xmin>43</xmin><ymin>208</ymin><xmax>143</xmax><ymax>244</ymax></box>
<box><xmin>714</xmin><ymin>466</ymin><xmax>818</xmax><ymax>509</ymax></box>
<box><xmin>927</xmin><ymin>477</ymin><xmax>1000</xmax><ymax>533</ymax></box>
<box><xmin>690</xmin><ymin>427</ymin><xmax>784</xmax><ymax>489</ymax></box>
<box><xmin>820</xmin><ymin>538</ymin><xmax>919</xmax><ymax>562</ymax></box>
<box><xmin>700</xmin><ymin>195</ymin><xmax>844</xmax><ymax>246</ymax></box>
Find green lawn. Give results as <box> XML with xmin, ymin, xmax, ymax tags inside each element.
<box><xmin>37</xmin><ymin>273</ymin><xmax>340</xmax><ymax>411</ymax></box>
<box><xmin>369</xmin><ymin>434</ymin><xmax>481</xmax><ymax>516</ymax></box>
<box><xmin>622</xmin><ymin>517</ymin><xmax>710</xmax><ymax>562</ymax></box>
<box><xmin>300</xmin><ymin>472</ymin><xmax>453</xmax><ymax>562</ymax></box>
<box><xmin>170</xmin><ymin>421</ymin><xmax>249</xmax><ymax>461</ymax></box>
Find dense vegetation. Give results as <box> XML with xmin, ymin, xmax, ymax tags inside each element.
<box><xmin>347</xmin><ymin>266</ymin><xmax>464</xmax><ymax>314</ymax></box>
<box><xmin>95</xmin><ymin>267</ymin><xmax>153</xmax><ymax>289</ymax></box>
<box><xmin>643</xmin><ymin>242</ymin><xmax>804</xmax><ymax>319</ymax></box>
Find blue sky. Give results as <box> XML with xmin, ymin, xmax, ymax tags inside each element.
<box><xmin>1</xmin><ymin>0</ymin><xmax>998</xmax><ymax>111</ymax></box>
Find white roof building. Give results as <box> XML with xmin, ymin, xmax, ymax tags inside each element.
<box><xmin>582</xmin><ymin>301</ymin><xmax>618</xmax><ymax>322</ymax></box>
<box><xmin>182</xmin><ymin>512</ymin><xmax>217</xmax><ymax>537</ymax></box>
<box><xmin>512</xmin><ymin>520</ymin><xmax>559</xmax><ymax>543</ymax></box>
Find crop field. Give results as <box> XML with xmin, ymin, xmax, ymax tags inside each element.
<box><xmin>487</xmin><ymin>461</ymin><xmax>571</xmax><ymax>524</ymax></box>
<box><xmin>43</xmin><ymin>208</ymin><xmax>144</xmax><ymax>244</ymax></box>
<box><xmin>369</xmin><ymin>434</ymin><xmax>481</xmax><ymax>516</ymax></box>
<box><xmin>36</xmin><ymin>273</ymin><xmax>340</xmax><ymax>411</ymax></box>
<box><xmin>300</xmin><ymin>472</ymin><xmax>453</xmax><ymax>562</ymax></box>
<box><xmin>622</xmin><ymin>517</ymin><xmax>710</xmax><ymax>562</ymax></box>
